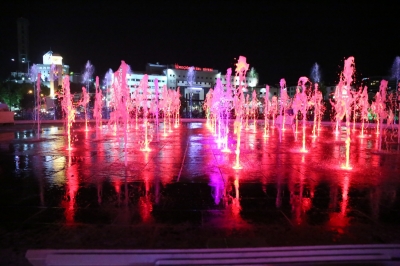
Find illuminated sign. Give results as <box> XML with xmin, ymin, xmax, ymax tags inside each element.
<box><xmin>174</xmin><ymin>64</ymin><xmax>213</xmax><ymax>72</ymax></box>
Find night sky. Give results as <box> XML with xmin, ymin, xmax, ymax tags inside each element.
<box><xmin>1</xmin><ymin>1</ymin><xmax>399</xmax><ymax>86</ymax></box>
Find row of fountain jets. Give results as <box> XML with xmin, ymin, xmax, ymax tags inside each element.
<box><xmin>33</xmin><ymin>56</ymin><xmax>399</xmax><ymax>169</ymax></box>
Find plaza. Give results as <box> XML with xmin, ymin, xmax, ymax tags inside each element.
<box><xmin>0</xmin><ymin>120</ymin><xmax>399</xmax><ymax>265</ymax></box>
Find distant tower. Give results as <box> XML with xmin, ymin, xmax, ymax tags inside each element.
<box><xmin>17</xmin><ymin>18</ymin><xmax>29</xmax><ymax>73</ymax></box>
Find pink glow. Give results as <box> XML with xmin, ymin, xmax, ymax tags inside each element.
<box><xmin>330</xmin><ymin>57</ymin><xmax>356</xmax><ymax>169</ymax></box>
<box><xmin>311</xmin><ymin>83</ymin><xmax>324</xmax><ymax>137</ymax></box>
<box><xmin>263</xmin><ymin>85</ymin><xmax>270</xmax><ymax>138</ymax></box>
<box><xmin>232</xmin><ymin>56</ymin><xmax>250</xmax><ymax>170</ymax></box>
<box><xmin>62</xmin><ymin>152</ymin><xmax>78</xmax><ymax>225</ymax></box>
<box><xmin>279</xmin><ymin>78</ymin><xmax>288</xmax><ymax>132</ymax></box>
<box><xmin>298</xmin><ymin>77</ymin><xmax>309</xmax><ymax>153</ymax></box>
<box><xmin>112</xmin><ymin>61</ymin><xmax>130</xmax><ymax>165</ymax></box>
<box><xmin>80</xmin><ymin>86</ymin><xmax>90</xmax><ymax>131</ymax></box>
<box><xmin>139</xmin><ymin>75</ymin><xmax>152</xmax><ymax>152</ymax></box>
<box><xmin>61</xmin><ymin>75</ymin><xmax>75</xmax><ymax>151</ymax></box>
<box><xmin>36</xmin><ymin>73</ymin><xmax>41</xmax><ymax>139</ymax></box>
<box><xmin>93</xmin><ymin>76</ymin><xmax>103</xmax><ymax>134</ymax></box>
<box><xmin>251</xmin><ymin>90</ymin><xmax>257</xmax><ymax>132</ymax></box>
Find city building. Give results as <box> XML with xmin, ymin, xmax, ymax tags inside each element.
<box><xmin>17</xmin><ymin>18</ymin><xmax>29</xmax><ymax>73</ymax></box>
<box><xmin>35</xmin><ymin>51</ymin><xmax>70</xmax><ymax>97</ymax></box>
<box><xmin>10</xmin><ymin>50</ymin><xmax>70</xmax><ymax>98</ymax></box>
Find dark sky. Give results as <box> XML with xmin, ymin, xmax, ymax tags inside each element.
<box><xmin>1</xmin><ymin>1</ymin><xmax>399</xmax><ymax>86</ymax></box>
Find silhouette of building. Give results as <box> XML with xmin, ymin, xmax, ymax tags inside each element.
<box><xmin>361</xmin><ymin>76</ymin><xmax>396</xmax><ymax>100</ymax></box>
<box><xmin>17</xmin><ymin>18</ymin><xmax>29</xmax><ymax>73</ymax></box>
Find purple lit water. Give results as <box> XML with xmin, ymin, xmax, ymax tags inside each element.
<box><xmin>93</xmin><ymin>76</ymin><xmax>103</xmax><ymax>135</ymax></box>
<box><xmin>36</xmin><ymin>73</ymin><xmax>41</xmax><ymax>139</ymax></box>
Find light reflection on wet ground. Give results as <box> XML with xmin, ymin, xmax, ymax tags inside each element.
<box><xmin>0</xmin><ymin>121</ymin><xmax>400</xmax><ymax>263</ymax></box>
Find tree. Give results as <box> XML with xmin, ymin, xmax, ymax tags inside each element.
<box><xmin>0</xmin><ymin>81</ymin><xmax>50</xmax><ymax>110</ymax></box>
<box><xmin>0</xmin><ymin>81</ymin><xmax>26</xmax><ymax>109</ymax></box>
<box><xmin>40</xmin><ymin>84</ymin><xmax>50</xmax><ymax>97</ymax></box>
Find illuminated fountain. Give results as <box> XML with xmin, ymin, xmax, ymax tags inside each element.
<box><xmin>358</xmin><ymin>86</ymin><xmax>369</xmax><ymax>138</ymax></box>
<box><xmin>61</xmin><ymin>75</ymin><xmax>75</xmax><ymax>150</ymax></box>
<box><xmin>82</xmin><ymin>60</ymin><xmax>94</xmax><ymax>95</ymax></box>
<box><xmin>350</xmin><ymin>89</ymin><xmax>360</xmax><ymax>132</ymax></box>
<box><xmin>54</xmin><ymin>56</ymin><xmax>400</xmax><ymax>180</ymax></box>
<box><xmin>310</xmin><ymin>62</ymin><xmax>320</xmax><ymax>85</ymax></box>
<box><xmin>271</xmin><ymin>93</ymin><xmax>278</xmax><ymax>127</ymax></box>
<box><xmin>132</xmin><ymin>90</ymin><xmax>141</xmax><ymax>130</ymax></box>
<box><xmin>371</xmin><ymin>80</ymin><xmax>389</xmax><ymax>151</ymax></box>
<box><xmin>166</xmin><ymin>85</ymin><xmax>173</xmax><ymax>133</ymax></box>
<box><xmin>211</xmin><ymin>78</ymin><xmax>223</xmax><ymax>139</ymax></box>
<box><xmin>36</xmin><ymin>73</ymin><xmax>41</xmax><ymax>139</ymax></box>
<box><xmin>291</xmin><ymin>87</ymin><xmax>302</xmax><ymax>135</ymax></box>
<box><xmin>251</xmin><ymin>89</ymin><xmax>258</xmax><ymax>132</ymax></box>
<box><xmin>331</xmin><ymin>88</ymin><xmax>342</xmax><ymax>136</ymax></box>
<box><xmin>160</xmin><ymin>86</ymin><xmax>168</xmax><ymax>136</ymax></box>
<box><xmin>80</xmin><ymin>86</ymin><xmax>90</xmax><ymax>132</ymax></box>
<box><xmin>335</xmin><ymin>56</ymin><xmax>356</xmax><ymax>169</ymax></box>
<box><xmin>139</xmin><ymin>75</ymin><xmax>152</xmax><ymax>152</ymax></box>
<box><xmin>310</xmin><ymin>63</ymin><xmax>322</xmax><ymax>137</ymax></box>
<box><xmin>390</xmin><ymin>56</ymin><xmax>400</xmax><ymax>143</ymax></box>
<box><xmin>110</xmin><ymin>61</ymin><xmax>130</xmax><ymax>165</ymax></box>
<box><xmin>166</xmin><ymin>87</ymin><xmax>173</xmax><ymax>133</ymax></box>
<box><xmin>244</xmin><ymin>94</ymin><xmax>250</xmax><ymax>131</ymax></box>
<box><xmin>159</xmin><ymin>85</ymin><xmax>179</xmax><ymax>136</ymax></box>
<box><xmin>278</xmin><ymin>78</ymin><xmax>290</xmax><ymax>131</ymax></box>
<box><xmin>93</xmin><ymin>76</ymin><xmax>103</xmax><ymax>134</ymax></box>
<box><xmin>173</xmin><ymin>88</ymin><xmax>181</xmax><ymax>128</ymax></box>
<box><xmin>11</xmin><ymin>56</ymin><xmax>400</xmax><ymax>261</ymax></box>
<box><xmin>310</xmin><ymin>83</ymin><xmax>324</xmax><ymax>137</ymax></box>
<box><xmin>210</xmin><ymin>67</ymin><xmax>234</xmax><ymax>152</ymax></box>
<box><xmin>203</xmin><ymin>73</ymin><xmax>231</xmax><ymax>152</ymax></box>
<box><xmin>104</xmin><ymin>69</ymin><xmax>113</xmax><ymax>119</ymax></box>
<box><xmin>233</xmin><ymin>56</ymin><xmax>249</xmax><ymax>170</ymax></box>
<box><xmin>263</xmin><ymin>85</ymin><xmax>270</xmax><ymax>137</ymax></box>
<box><xmin>298</xmin><ymin>76</ymin><xmax>309</xmax><ymax>152</ymax></box>
<box><xmin>223</xmin><ymin>68</ymin><xmax>234</xmax><ymax>147</ymax></box>
<box><xmin>221</xmin><ymin>73</ymin><xmax>233</xmax><ymax>152</ymax></box>
<box><xmin>187</xmin><ymin>66</ymin><xmax>195</xmax><ymax>118</ymax></box>
<box><xmin>82</xmin><ymin>60</ymin><xmax>94</xmax><ymax>131</ymax></box>
<box><xmin>153</xmin><ymin>79</ymin><xmax>160</xmax><ymax>141</ymax></box>
<box><xmin>204</xmin><ymin>88</ymin><xmax>213</xmax><ymax>128</ymax></box>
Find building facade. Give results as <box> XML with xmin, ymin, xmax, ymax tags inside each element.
<box><xmin>35</xmin><ymin>51</ymin><xmax>70</xmax><ymax>97</ymax></box>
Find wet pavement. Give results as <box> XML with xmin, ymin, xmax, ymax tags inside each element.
<box><xmin>0</xmin><ymin>120</ymin><xmax>400</xmax><ymax>265</ymax></box>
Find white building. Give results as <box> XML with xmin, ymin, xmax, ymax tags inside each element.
<box><xmin>35</xmin><ymin>51</ymin><xmax>69</xmax><ymax>97</ymax></box>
